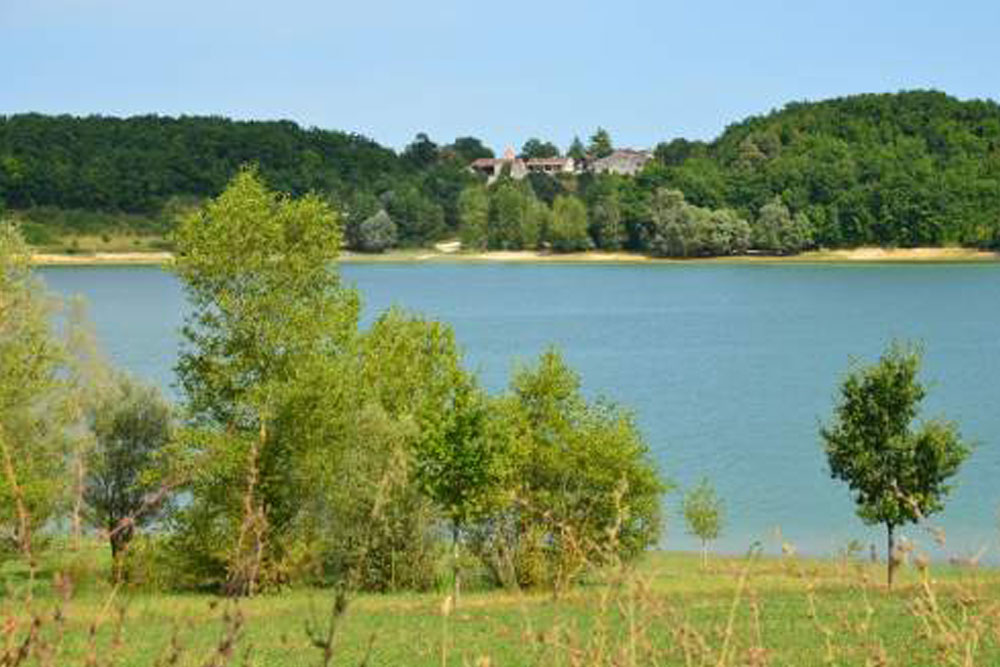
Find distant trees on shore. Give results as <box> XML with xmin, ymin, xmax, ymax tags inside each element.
<box><xmin>3</xmin><ymin>90</ymin><xmax>1000</xmax><ymax>255</ymax></box>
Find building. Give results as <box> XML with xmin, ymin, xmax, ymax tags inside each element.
<box><xmin>589</xmin><ymin>149</ymin><xmax>653</xmax><ymax>176</ymax></box>
<box><xmin>471</xmin><ymin>147</ymin><xmax>576</xmax><ymax>183</ymax></box>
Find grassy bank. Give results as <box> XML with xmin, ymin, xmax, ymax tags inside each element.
<box><xmin>30</xmin><ymin>245</ymin><xmax>1000</xmax><ymax>267</ymax></box>
<box><xmin>5</xmin><ymin>548</ymin><xmax>999</xmax><ymax>665</ymax></box>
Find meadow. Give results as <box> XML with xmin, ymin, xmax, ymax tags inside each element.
<box><xmin>4</xmin><ymin>544</ymin><xmax>999</xmax><ymax>666</ymax></box>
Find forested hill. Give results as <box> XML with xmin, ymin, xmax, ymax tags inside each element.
<box><xmin>0</xmin><ymin>114</ymin><xmax>403</xmax><ymax>212</ymax></box>
<box><xmin>652</xmin><ymin>91</ymin><xmax>1000</xmax><ymax>248</ymax></box>
<box><xmin>4</xmin><ymin>91</ymin><xmax>1000</xmax><ymax>253</ymax></box>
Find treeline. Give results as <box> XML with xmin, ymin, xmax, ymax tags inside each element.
<box><xmin>5</xmin><ymin>90</ymin><xmax>1000</xmax><ymax>254</ymax></box>
<box><xmin>650</xmin><ymin>90</ymin><xmax>1000</xmax><ymax>248</ymax></box>
<box><xmin>0</xmin><ymin>170</ymin><xmax>665</xmax><ymax>595</ymax></box>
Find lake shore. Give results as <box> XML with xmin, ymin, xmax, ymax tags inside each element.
<box><xmin>30</xmin><ymin>246</ymin><xmax>1000</xmax><ymax>266</ymax></box>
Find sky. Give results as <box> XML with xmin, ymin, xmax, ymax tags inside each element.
<box><xmin>2</xmin><ymin>0</ymin><xmax>999</xmax><ymax>152</ymax></box>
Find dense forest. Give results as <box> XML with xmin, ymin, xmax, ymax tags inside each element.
<box><xmin>2</xmin><ymin>90</ymin><xmax>1000</xmax><ymax>254</ymax></box>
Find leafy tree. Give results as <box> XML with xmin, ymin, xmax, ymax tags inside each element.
<box><xmin>356</xmin><ymin>209</ymin><xmax>397</xmax><ymax>253</ymax></box>
<box><xmin>402</xmin><ymin>132</ymin><xmax>440</xmax><ymax>170</ymax></box>
<box><xmin>753</xmin><ymin>197</ymin><xmax>813</xmax><ymax>254</ymax></box>
<box><xmin>521</xmin><ymin>138</ymin><xmax>561</xmax><ymax>159</ymax></box>
<box><xmin>682</xmin><ymin>478</ymin><xmax>724</xmax><ymax>568</ymax></box>
<box><xmin>85</xmin><ymin>372</ymin><xmax>173</xmax><ymax>561</ymax></box>
<box><xmin>587</xmin><ymin>177</ymin><xmax>624</xmax><ymax>250</ymax></box>
<box><xmin>567</xmin><ymin>136</ymin><xmax>586</xmax><ymax>161</ymax></box>
<box><xmin>548</xmin><ymin>195</ymin><xmax>591</xmax><ymax>252</ymax></box>
<box><xmin>171</xmin><ymin>166</ymin><xmax>359</xmax><ymax>594</ymax></box>
<box><xmin>445</xmin><ymin>136</ymin><xmax>494</xmax><ymax>163</ymax></box>
<box><xmin>588</xmin><ymin>127</ymin><xmax>614</xmax><ymax>159</ymax></box>
<box><xmin>474</xmin><ymin>349</ymin><xmax>666</xmax><ymax>589</ymax></box>
<box><xmin>820</xmin><ymin>342</ymin><xmax>970</xmax><ymax>587</ymax></box>
<box><xmin>458</xmin><ymin>185</ymin><xmax>489</xmax><ymax>250</ymax></box>
<box><xmin>383</xmin><ymin>185</ymin><xmax>446</xmax><ymax>246</ymax></box>
<box><xmin>0</xmin><ymin>222</ymin><xmax>68</xmax><ymax>557</ymax></box>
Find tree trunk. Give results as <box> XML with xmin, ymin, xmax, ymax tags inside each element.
<box><xmin>702</xmin><ymin>540</ymin><xmax>708</xmax><ymax>570</ymax></box>
<box><xmin>886</xmin><ymin>523</ymin><xmax>896</xmax><ymax>588</ymax></box>
<box><xmin>452</xmin><ymin>521</ymin><xmax>461</xmax><ymax>608</ymax></box>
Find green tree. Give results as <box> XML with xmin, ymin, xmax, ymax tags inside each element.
<box><xmin>588</xmin><ymin>177</ymin><xmax>624</xmax><ymax>250</ymax></box>
<box><xmin>356</xmin><ymin>209</ymin><xmax>397</xmax><ymax>253</ymax></box>
<box><xmin>0</xmin><ymin>222</ymin><xmax>68</xmax><ymax>559</ymax></box>
<box><xmin>458</xmin><ymin>185</ymin><xmax>489</xmax><ymax>250</ymax></box>
<box><xmin>85</xmin><ymin>372</ymin><xmax>173</xmax><ymax>561</ymax></box>
<box><xmin>567</xmin><ymin>136</ymin><xmax>586</xmax><ymax>161</ymax></box>
<box><xmin>171</xmin><ymin>166</ymin><xmax>359</xmax><ymax>594</ymax></box>
<box><xmin>753</xmin><ymin>197</ymin><xmax>813</xmax><ymax>254</ymax></box>
<box><xmin>682</xmin><ymin>478</ymin><xmax>724</xmax><ymax>568</ymax></box>
<box><xmin>521</xmin><ymin>138</ymin><xmax>561</xmax><ymax>159</ymax></box>
<box><xmin>820</xmin><ymin>342</ymin><xmax>970</xmax><ymax>587</ymax></box>
<box><xmin>445</xmin><ymin>137</ymin><xmax>494</xmax><ymax>163</ymax></box>
<box><xmin>548</xmin><ymin>195</ymin><xmax>591</xmax><ymax>252</ymax></box>
<box><xmin>588</xmin><ymin>128</ymin><xmax>614</xmax><ymax>159</ymax></box>
<box><xmin>478</xmin><ymin>349</ymin><xmax>666</xmax><ymax>590</ymax></box>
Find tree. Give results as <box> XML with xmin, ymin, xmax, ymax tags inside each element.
<box><xmin>820</xmin><ymin>342</ymin><xmax>970</xmax><ymax>587</ymax></box>
<box><xmin>753</xmin><ymin>197</ymin><xmax>813</xmax><ymax>255</ymax></box>
<box><xmin>682</xmin><ymin>478</ymin><xmax>724</xmax><ymax>568</ymax></box>
<box><xmin>548</xmin><ymin>196</ymin><xmax>591</xmax><ymax>252</ymax></box>
<box><xmin>171</xmin><ymin>166</ymin><xmax>360</xmax><ymax>594</ymax></box>
<box><xmin>402</xmin><ymin>132</ymin><xmax>439</xmax><ymax>170</ymax></box>
<box><xmin>567</xmin><ymin>136</ymin><xmax>586</xmax><ymax>161</ymax></box>
<box><xmin>473</xmin><ymin>349</ymin><xmax>666</xmax><ymax>590</ymax></box>
<box><xmin>0</xmin><ymin>222</ymin><xmax>68</xmax><ymax>559</ymax></box>
<box><xmin>85</xmin><ymin>372</ymin><xmax>173</xmax><ymax>562</ymax></box>
<box><xmin>445</xmin><ymin>136</ymin><xmax>494</xmax><ymax>163</ymax></box>
<box><xmin>521</xmin><ymin>138</ymin><xmax>560</xmax><ymax>159</ymax></box>
<box><xmin>458</xmin><ymin>185</ymin><xmax>489</xmax><ymax>250</ymax></box>
<box><xmin>588</xmin><ymin>128</ymin><xmax>614</xmax><ymax>159</ymax></box>
<box><xmin>587</xmin><ymin>177</ymin><xmax>624</xmax><ymax>250</ymax></box>
<box><xmin>356</xmin><ymin>209</ymin><xmax>397</xmax><ymax>253</ymax></box>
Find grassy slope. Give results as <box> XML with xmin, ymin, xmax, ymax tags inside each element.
<box><xmin>4</xmin><ymin>549</ymin><xmax>998</xmax><ymax>666</ymax></box>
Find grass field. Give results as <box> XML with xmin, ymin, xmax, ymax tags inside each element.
<box><xmin>4</xmin><ymin>546</ymin><xmax>998</xmax><ymax>666</ymax></box>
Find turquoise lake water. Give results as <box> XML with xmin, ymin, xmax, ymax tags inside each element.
<box><xmin>39</xmin><ymin>263</ymin><xmax>1000</xmax><ymax>561</ymax></box>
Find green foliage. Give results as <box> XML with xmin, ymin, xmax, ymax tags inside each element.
<box><xmin>647</xmin><ymin>189</ymin><xmax>750</xmax><ymax>257</ymax></box>
<box><xmin>84</xmin><ymin>372</ymin><xmax>173</xmax><ymax>559</ymax></box>
<box><xmin>445</xmin><ymin>136</ymin><xmax>494</xmax><ymax>163</ymax></box>
<box><xmin>0</xmin><ymin>222</ymin><xmax>69</xmax><ymax>554</ymax></box>
<box><xmin>471</xmin><ymin>350</ymin><xmax>666</xmax><ymax>588</ymax></box>
<box><xmin>587</xmin><ymin>176</ymin><xmax>624</xmax><ymax>250</ymax></box>
<box><xmin>567</xmin><ymin>136</ymin><xmax>586</xmax><ymax>161</ymax></box>
<box><xmin>458</xmin><ymin>185</ymin><xmax>489</xmax><ymax>250</ymax></box>
<box><xmin>682</xmin><ymin>478</ymin><xmax>724</xmax><ymax>564</ymax></box>
<box><xmin>752</xmin><ymin>196</ymin><xmax>813</xmax><ymax>254</ymax></box>
<box><xmin>170</xmin><ymin>166</ymin><xmax>360</xmax><ymax>593</ymax></box>
<box><xmin>488</xmin><ymin>180</ymin><xmax>542</xmax><ymax>250</ymax></box>
<box><xmin>356</xmin><ymin>209</ymin><xmax>397</xmax><ymax>253</ymax></box>
<box><xmin>521</xmin><ymin>138</ymin><xmax>561</xmax><ymax>159</ymax></box>
<box><xmin>548</xmin><ymin>195</ymin><xmax>591</xmax><ymax>252</ymax></box>
<box><xmin>588</xmin><ymin>128</ymin><xmax>614</xmax><ymax>159</ymax></box>
<box><xmin>820</xmin><ymin>341</ymin><xmax>970</xmax><ymax>585</ymax></box>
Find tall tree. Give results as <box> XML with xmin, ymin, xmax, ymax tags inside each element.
<box><xmin>171</xmin><ymin>166</ymin><xmax>359</xmax><ymax>594</ymax></box>
<box><xmin>820</xmin><ymin>342</ymin><xmax>970</xmax><ymax>587</ymax></box>
<box><xmin>548</xmin><ymin>195</ymin><xmax>591</xmax><ymax>252</ymax></box>
<box><xmin>0</xmin><ymin>222</ymin><xmax>68</xmax><ymax>559</ymax></box>
<box><xmin>458</xmin><ymin>185</ymin><xmax>489</xmax><ymax>250</ymax></box>
<box><xmin>567</xmin><ymin>136</ymin><xmax>587</xmax><ymax>161</ymax></box>
<box><xmin>682</xmin><ymin>478</ymin><xmax>724</xmax><ymax>568</ymax></box>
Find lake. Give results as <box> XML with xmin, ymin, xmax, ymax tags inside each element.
<box><xmin>39</xmin><ymin>262</ymin><xmax>1000</xmax><ymax>561</ymax></box>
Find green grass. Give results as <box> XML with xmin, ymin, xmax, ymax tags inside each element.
<box><xmin>4</xmin><ymin>546</ymin><xmax>999</xmax><ymax>666</ymax></box>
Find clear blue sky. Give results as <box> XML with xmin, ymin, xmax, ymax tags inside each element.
<box><xmin>2</xmin><ymin>0</ymin><xmax>998</xmax><ymax>152</ymax></box>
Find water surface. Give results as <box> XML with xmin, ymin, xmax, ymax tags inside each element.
<box><xmin>40</xmin><ymin>262</ymin><xmax>1000</xmax><ymax>560</ymax></box>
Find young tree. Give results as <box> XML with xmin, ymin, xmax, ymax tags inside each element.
<box><xmin>85</xmin><ymin>372</ymin><xmax>173</xmax><ymax>561</ymax></box>
<box><xmin>682</xmin><ymin>478</ymin><xmax>724</xmax><ymax>568</ymax></box>
<box><xmin>820</xmin><ymin>342</ymin><xmax>970</xmax><ymax>587</ymax></box>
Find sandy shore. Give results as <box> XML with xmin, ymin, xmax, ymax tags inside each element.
<box><xmin>31</xmin><ymin>247</ymin><xmax>1000</xmax><ymax>266</ymax></box>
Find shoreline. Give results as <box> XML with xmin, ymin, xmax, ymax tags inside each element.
<box><xmin>30</xmin><ymin>246</ymin><xmax>1000</xmax><ymax>267</ymax></box>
